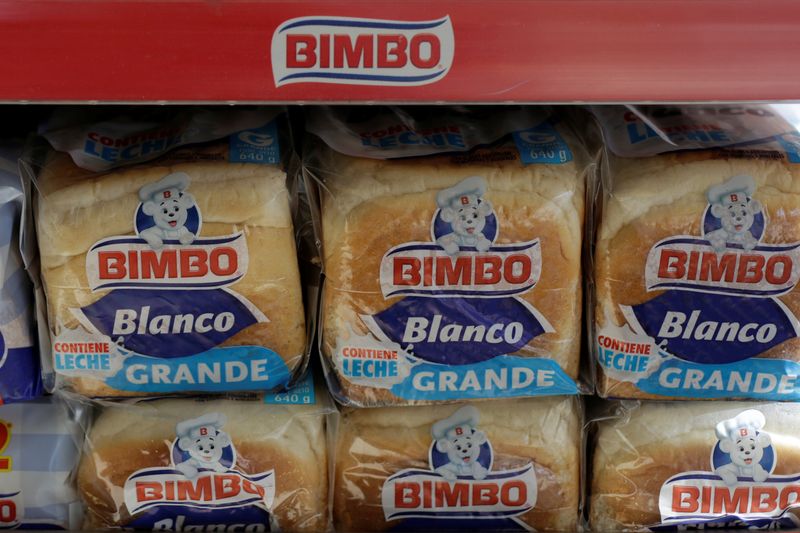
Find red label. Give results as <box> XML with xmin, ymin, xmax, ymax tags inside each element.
<box><xmin>135</xmin><ymin>473</ymin><xmax>265</xmax><ymax>504</ymax></box>
<box><xmin>0</xmin><ymin>421</ymin><xmax>11</xmax><ymax>472</ymax></box>
<box><xmin>285</xmin><ymin>33</ymin><xmax>441</xmax><ymax>71</ymax></box>
<box><xmin>669</xmin><ymin>483</ymin><xmax>800</xmax><ymax>515</ymax></box>
<box><xmin>98</xmin><ymin>247</ymin><xmax>238</xmax><ymax>281</ymax></box>
<box><xmin>87</xmin><ymin>233</ymin><xmax>249</xmax><ymax>292</ymax></box>
<box><xmin>657</xmin><ymin>249</ymin><xmax>793</xmax><ymax>286</ymax></box>
<box><xmin>0</xmin><ymin>500</ymin><xmax>16</xmax><ymax>525</ymax></box>
<box><xmin>394</xmin><ymin>479</ymin><xmax>528</xmax><ymax>509</ymax></box>
<box><xmin>391</xmin><ymin>254</ymin><xmax>533</xmax><ymax>288</ymax></box>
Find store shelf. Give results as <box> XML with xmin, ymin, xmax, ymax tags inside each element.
<box><xmin>1</xmin><ymin>0</ymin><xmax>800</xmax><ymax>103</ymax></box>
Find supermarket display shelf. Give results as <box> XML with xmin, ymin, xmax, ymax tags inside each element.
<box><xmin>2</xmin><ymin>0</ymin><xmax>800</xmax><ymax>104</ymax></box>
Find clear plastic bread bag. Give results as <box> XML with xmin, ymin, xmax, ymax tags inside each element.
<box><xmin>590</xmin><ymin>104</ymin><xmax>800</xmax><ymax>401</ymax></box>
<box><xmin>588</xmin><ymin>398</ymin><xmax>800</xmax><ymax>530</ymax></box>
<box><xmin>332</xmin><ymin>394</ymin><xmax>584</xmax><ymax>532</ymax></box>
<box><xmin>0</xmin><ymin>139</ymin><xmax>42</xmax><ymax>402</ymax></box>
<box><xmin>21</xmin><ymin>107</ymin><xmax>318</xmax><ymax>398</ymax></box>
<box><xmin>0</xmin><ymin>395</ymin><xmax>86</xmax><ymax>529</ymax></box>
<box><xmin>303</xmin><ymin>105</ymin><xmax>598</xmax><ymax>407</ymax></box>
<box><xmin>70</xmin><ymin>373</ymin><xmax>336</xmax><ymax>532</ymax></box>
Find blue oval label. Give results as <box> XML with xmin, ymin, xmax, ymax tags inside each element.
<box><xmin>77</xmin><ymin>288</ymin><xmax>263</xmax><ymax>358</ymax></box>
<box><xmin>629</xmin><ymin>292</ymin><xmax>799</xmax><ymax>364</ymax></box>
<box><xmin>372</xmin><ymin>296</ymin><xmax>546</xmax><ymax>365</ymax></box>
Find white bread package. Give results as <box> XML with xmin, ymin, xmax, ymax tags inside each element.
<box><xmin>0</xmin><ymin>142</ymin><xmax>42</xmax><ymax>402</ymax></box>
<box><xmin>592</xmin><ymin>105</ymin><xmax>800</xmax><ymax>400</ymax></box>
<box><xmin>32</xmin><ymin>108</ymin><xmax>311</xmax><ymax>398</ymax></box>
<box><xmin>0</xmin><ymin>397</ymin><xmax>84</xmax><ymax>529</ymax></box>
<box><xmin>590</xmin><ymin>400</ymin><xmax>800</xmax><ymax>530</ymax></box>
<box><xmin>77</xmin><ymin>387</ymin><xmax>331</xmax><ymax>532</ymax></box>
<box><xmin>306</xmin><ymin>106</ymin><xmax>590</xmax><ymax>406</ymax></box>
<box><xmin>333</xmin><ymin>396</ymin><xmax>581</xmax><ymax>532</ymax></box>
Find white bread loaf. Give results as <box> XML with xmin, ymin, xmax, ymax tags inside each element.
<box><xmin>334</xmin><ymin>396</ymin><xmax>581</xmax><ymax>531</ymax></box>
<box><xmin>590</xmin><ymin>401</ymin><xmax>800</xmax><ymax>530</ymax></box>
<box><xmin>78</xmin><ymin>398</ymin><xmax>329</xmax><ymax>532</ymax></box>
<box><xmin>595</xmin><ymin>150</ymin><xmax>800</xmax><ymax>400</ymax></box>
<box><xmin>36</xmin><ymin>144</ymin><xmax>306</xmax><ymax>397</ymax></box>
<box><xmin>316</xmin><ymin>132</ymin><xmax>585</xmax><ymax>406</ymax></box>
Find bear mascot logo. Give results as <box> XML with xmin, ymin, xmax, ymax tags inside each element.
<box><xmin>705</xmin><ymin>174</ymin><xmax>763</xmax><ymax>253</ymax></box>
<box><xmin>431</xmin><ymin>405</ymin><xmax>489</xmax><ymax>481</ymax></box>
<box><xmin>435</xmin><ymin>176</ymin><xmax>494</xmax><ymax>256</ymax></box>
<box><xmin>138</xmin><ymin>172</ymin><xmax>198</xmax><ymax>250</ymax></box>
<box><xmin>174</xmin><ymin>412</ymin><xmax>233</xmax><ymax>479</ymax></box>
<box><xmin>713</xmin><ymin>409</ymin><xmax>772</xmax><ymax>486</ymax></box>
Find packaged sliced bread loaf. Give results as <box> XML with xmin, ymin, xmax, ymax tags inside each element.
<box><xmin>33</xmin><ymin>108</ymin><xmax>310</xmax><ymax>397</ymax></box>
<box><xmin>592</xmin><ymin>105</ymin><xmax>800</xmax><ymax>400</ymax></box>
<box><xmin>590</xmin><ymin>400</ymin><xmax>800</xmax><ymax>530</ymax></box>
<box><xmin>306</xmin><ymin>106</ymin><xmax>592</xmax><ymax>406</ymax></box>
<box><xmin>78</xmin><ymin>395</ymin><xmax>331</xmax><ymax>532</ymax></box>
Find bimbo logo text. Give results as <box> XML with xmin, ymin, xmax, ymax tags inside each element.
<box><xmin>123</xmin><ymin>413</ymin><xmax>274</xmax><ymax>530</ymax></box>
<box><xmin>645</xmin><ymin>174</ymin><xmax>800</xmax><ymax>298</ymax></box>
<box><xmin>271</xmin><ymin>16</ymin><xmax>454</xmax><ymax>87</ymax></box>
<box><xmin>382</xmin><ymin>406</ymin><xmax>536</xmax><ymax>522</ymax></box>
<box><xmin>659</xmin><ymin>410</ymin><xmax>800</xmax><ymax>526</ymax></box>
<box><xmin>379</xmin><ymin>176</ymin><xmax>541</xmax><ymax>298</ymax></box>
<box><xmin>87</xmin><ymin>172</ymin><xmax>248</xmax><ymax>291</ymax></box>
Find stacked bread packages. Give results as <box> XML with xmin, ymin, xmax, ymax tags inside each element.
<box><xmin>587</xmin><ymin>104</ymin><xmax>800</xmax><ymax>530</ymax></box>
<box><xmin>23</xmin><ymin>107</ymin><xmax>335</xmax><ymax>533</ymax></box>
<box><xmin>299</xmin><ymin>106</ymin><xmax>592</xmax><ymax>531</ymax></box>
<box><xmin>593</xmin><ymin>105</ymin><xmax>800</xmax><ymax>401</ymax></box>
<box><xmin>19</xmin><ymin>103</ymin><xmax>800</xmax><ymax>533</ymax></box>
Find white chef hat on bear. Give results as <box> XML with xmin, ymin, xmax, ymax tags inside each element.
<box><xmin>715</xmin><ymin>409</ymin><xmax>766</xmax><ymax>441</ymax></box>
<box><xmin>138</xmin><ymin>172</ymin><xmax>191</xmax><ymax>204</ymax></box>
<box><xmin>176</xmin><ymin>412</ymin><xmax>226</xmax><ymax>441</ymax></box>
<box><xmin>707</xmin><ymin>174</ymin><xmax>756</xmax><ymax>206</ymax></box>
<box><xmin>436</xmin><ymin>176</ymin><xmax>487</xmax><ymax>210</ymax></box>
<box><xmin>432</xmin><ymin>405</ymin><xmax>480</xmax><ymax>441</ymax></box>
